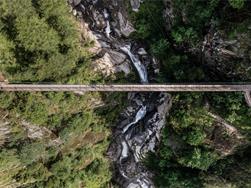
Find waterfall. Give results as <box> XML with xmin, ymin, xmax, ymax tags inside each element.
<box><xmin>120</xmin><ymin>140</ymin><xmax>129</xmax><ymax>161</ymax></box>
<box><xmin>120</xmin><ymin>45</ymin><xmax>148</xmax><ymax>83</ymax></box>
<box><xmin>103</xmin><ymin>9</ymin><xmax>111</xmax><ymax>38</ymax></box>
<box><xmin>70</xmin><ymin>1</ymin><xmax>172</xmax><ymax>187</ymax></box>
<box><xmin>122</xmin><ymin>106</ymin><xmax>147</xmax><ymax>134</ymax></box>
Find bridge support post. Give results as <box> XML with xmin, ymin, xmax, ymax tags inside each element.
<box><xmin>244</xmin><ymin>91</ymin><xmax>251</xmax><ymax>108</ymax></box>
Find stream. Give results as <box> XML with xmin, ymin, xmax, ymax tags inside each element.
<box><xmin>120</xmin><ymin>45</ymin><xmax>148</xmax><ymax>83</ymax></box>
<box><xmin>69</xmin><ymin>0</ymin><xmax>172</xmax><ymax>187</ymax></box>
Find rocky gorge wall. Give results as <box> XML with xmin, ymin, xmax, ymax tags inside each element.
<box><xmin>69</xmin><ymin>0</ymin><xmax>172</xmax><ymax>187</ymax></box>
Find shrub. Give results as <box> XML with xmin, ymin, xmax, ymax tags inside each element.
<box><xmin>228</xmin><ymin>0</ymin><xmax>245</xmax><ymax>9</ymax></box>
<box><xmin>178</xmin><ymin>148</ymin><xmax>218</xmax><ymax>170</ymax></box>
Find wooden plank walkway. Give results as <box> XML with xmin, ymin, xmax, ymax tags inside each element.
<box><xmin>1</xmin><ymin>84</ymin><xmax>251</xmax><ymax>92</ymax></box>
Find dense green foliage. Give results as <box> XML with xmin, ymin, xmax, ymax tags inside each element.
<box><xmin>228</xmin><ymin>0</ymin><xmax>245</xmax><ymax>9</ymax></box>
<box><xmin>130</xmin><ymin>1</ymin><xmax>167</xmax><ymax>59</ymax></box>
<box><xmin>0</xmin><ymin>0</ymin><xmax>102</xmax><ymax>83</ymax></box>
<box><xmin>132</xmin><ymin>0</ymin><xmax>251</xmax><ymax>187</ymax></box>
<box><xmin>145</xmin><ymin>93</ymin><xmax>251</xmax><ymax>187</ymax></box>
<box><xmin>0</xmin><ymin>1</ymin><xmax>113</xmax><ymax>187</ymax></box>
<box><xmin>131</xmin><ymin>0</ymin><xmax>251</xmax><ymax>82</ymax></box>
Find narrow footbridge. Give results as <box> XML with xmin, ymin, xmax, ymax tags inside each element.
<box><xmin>1</xmin><ymin>83</ymin><xmax>251</xmax><ymax>92</ymax></box>
<box><xmin>1</xmin><ymin>83</ymin><xmax>251</xmax><ymax>106</ymax></box>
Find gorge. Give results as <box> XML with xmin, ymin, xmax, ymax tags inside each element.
<box><xmin>0</xmin><ymin>0</ymin><xmax>251</xmax><ymax>187</ymax></box>
<box><xmin>69</xmin><ymin>0</ymin><xmax>172</xmax><ymax>187</ymax></box>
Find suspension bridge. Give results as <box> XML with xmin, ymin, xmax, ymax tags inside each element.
<box><xmin>1</xmin><ymin>83</ymin><xmax>251</xmax><ymax>106</ymax></box>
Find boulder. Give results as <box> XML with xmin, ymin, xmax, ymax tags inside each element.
<box><xmin>93</xmin><ymin>51</ymin><xmax>131</xmax><ymax>76</ymax></box>
<box><xmin>68</xmin><ymin>0</ymin><xmax>82</xmax><ymax>7</ymax></box>
<box><xmin>130</xmin><ymin>0</ymin><xmax>143</xmax><ymax>12</ymax></box>
<box><xmin>118</xmin><ymin>12</ymin><xmax>135</xmax><ymax>37</ymax></box>
<box><xmin>137</xmin><ymin>48</ymin><xmax>147</xmax><ymax>55</ymax></box>
<box><xmin>92</xmin><ymin>9</ymin><xmax>106</xmax><ymax>31</ymax></box>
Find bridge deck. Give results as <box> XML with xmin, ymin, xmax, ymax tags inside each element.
<box><xmin>1</xmin><ymin>84</ymin><xmax>251</xmax><ymax>92</ymax></box>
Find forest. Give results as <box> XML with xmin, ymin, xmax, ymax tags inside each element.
<box><xmin>0</xmin><ymin>0</ymin><xmax>115</xmax><ymax>187</ymax></box>
<box><xmin>0</xmin><ymin>0</ymin><xmax>251</xmax><ymax>187</ymax></box>
<box><xmin>131</xmin><ymin>0</ymin><xmax>251</xmax><ymax>187</ymax></box>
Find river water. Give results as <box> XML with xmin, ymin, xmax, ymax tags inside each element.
<box><xmin>120</xmin><ymin>45</ymin><xmax>148</xmax><ymax>83</ymax></box>
<box><xmin>69</xmin><ymin>0</ymin><xmax>172</xmax><ymax>187</ymax></box>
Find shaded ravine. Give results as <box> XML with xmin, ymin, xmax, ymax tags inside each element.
<box><xmin>69</xmin><ymin>0</ymin><xmax>172</xmax><ymax>187</ymax></box>
<box><xmin>110</xmin><ymin>92</ymin><xmax>172</xmax><ymax>188</ymax></box>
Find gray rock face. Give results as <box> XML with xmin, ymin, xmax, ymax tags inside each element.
<box><xmin>22</xmin><ymin>121</ymin><xmax>62</xmax><ymax>147</ymax></box>
<box><xmin>69</xmin><ymin>1</ymin><xmax>168</xmax><ymax>187</ymax></box>
<box><xmin>79</xmin><ymin>20</ymin><xmax>102</xmax><ymax>54</ymax></box>
<box><xmin>71</xmin><ymin>1</ymin><xmax>134</xmax><ymax>77</ymax></box>
<box><xmin>0</xmin><ymin>120</ymin><xmax>62</xmax><ymax>148</ymax></box>
<box><xmin>70</xmin><ymin>0</ymin><xmax>154</xmax><ymax>79</ymax></box>
<box><xmin>118</xmin><ymin>11</ymin><xmax>136</xmax><ymax>37</ymax></box>
<box><xmin>108</xmin><ymin>93</ymin><xmax>172</xmax><ymax>188</ymax></box>
<box><xmin>202</xmin><ymin>30</ymin><xmax>251</xmax><ymax>80</ymax></box>
<box><xmin>94</xmin><ymin>50</ymin><xmax>131</xmax><ymax>76</ymax></box>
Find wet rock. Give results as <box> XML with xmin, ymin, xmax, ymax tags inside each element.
<box><xmin>108</xmin><ymin>50</ymin><xmax>128</xmax><ymax>65</ymax></box>
<box><xmin>108</xmin><ymin>93</ymin><xmax>172</xmax><ymax>188</ymax></box>
<box><xmin>120</xmin><ymin>45</ymin><xmax>148</xmax><ymax>83</ymax></box>
<box><xmin>127</xmin><ymin>106</ymin><xmax>134</xmax><ymax>113</ymax></box>
<box><xmin>69</xmin><ymin>1</ymin><xmax>166</xmax><ymax>187</ymax></box>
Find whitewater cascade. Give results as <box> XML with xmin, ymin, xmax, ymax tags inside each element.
<box><xmin>69</xmin><ymin>1</ymin><xmax>172</xmax><ymax>187</ymax></box>
<box><xmin>122</xmin><ymin>106</ymin><xmax>147</xmax><ymax>134</ymax></box>
<box><xmin>120</xmin><ymin>45</ymin><xmax>148</xmax><ymax>83</ymax></box>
